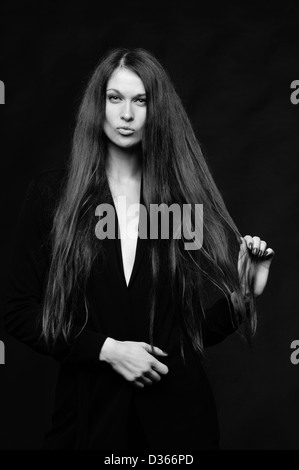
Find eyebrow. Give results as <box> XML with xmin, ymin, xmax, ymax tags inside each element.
<box><xmin>106</xmin><ymin>88</ymin><xmax>146</xmax><ymax>98</ymax></box>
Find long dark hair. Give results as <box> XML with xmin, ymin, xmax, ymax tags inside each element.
<box><xmin>41</xmin><ymin>47</ymin><xmax>257</xmax><ymax>357</ymax></box>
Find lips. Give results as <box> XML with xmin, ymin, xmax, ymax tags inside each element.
<box><xmin>117</xmin><ymin>126</ymin><xmax>135</xmax><ymax>131</ymax></box>
<box><xmin>117</xmin><ymin>127</ymin><xmax>135</xmax><ymax>136</ymax></box>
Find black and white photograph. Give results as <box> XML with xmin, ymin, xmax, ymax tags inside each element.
<box><xmin>0</xmin><ymin>1</ymin><xmax>298</xmax><ymax>454</ymax></box>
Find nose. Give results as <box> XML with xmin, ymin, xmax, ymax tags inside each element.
<box><xmin>121</xmin><ymin>100</ymin><xmax>134</xmax><ymax>122</ymax></box>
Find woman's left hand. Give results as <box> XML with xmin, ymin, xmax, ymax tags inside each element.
<box><xmin>238</xmin><ymin>235</ymin><xmax>275</xmax><ymax>297</ymax></box>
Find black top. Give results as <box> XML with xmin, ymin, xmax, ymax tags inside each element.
<box><xmin>3</xmin><ymin>168</ymin><xmax>239</xmax><ymax>450</ymax></box>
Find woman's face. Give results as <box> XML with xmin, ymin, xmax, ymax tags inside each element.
<box><xmin>103</xmin><ymin>67</ymin><xmax>147</xmax><ymax>149</ymax></box>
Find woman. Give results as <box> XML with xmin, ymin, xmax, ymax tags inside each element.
<box><xmin>4</xmin><ymin>48</ymin><xmax>275</xmax><ymax>450</ymax></box>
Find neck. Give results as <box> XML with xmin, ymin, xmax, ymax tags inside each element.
<box><xmin>105</xmin><ymin>141</ymin><xmax>142</xmax><ymax>184</ymax></box>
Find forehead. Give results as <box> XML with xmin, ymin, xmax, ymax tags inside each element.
<box><xmin>106</xmin><ymin>67</ymin><xmax>145</xmax><ymax>94</ymax></box>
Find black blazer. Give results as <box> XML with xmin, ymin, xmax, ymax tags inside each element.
<box><xmin>3</xmin><ymin>168</ymin><xmax>239</xmax><ymax>450</ymax></box>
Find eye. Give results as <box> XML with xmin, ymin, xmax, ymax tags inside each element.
<box><xmin>107</xmin><ymin>95</ymin><xmax>121</xmax><ymax>102</ymax></box>
<box><xmin>135</xmin><ymin>98</ymin><xmax>147</xmax><ymax>104</ymax></box>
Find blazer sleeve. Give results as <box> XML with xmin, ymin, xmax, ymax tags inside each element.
<box><xmin>3</xmin><ymin>171</ymin><xmax>108</xmax><ymax>365</ymax></box>
<box><xmin>201</xmin><ymin>296</ymin><xmax>241</xmax><ymax>347</ymax></box>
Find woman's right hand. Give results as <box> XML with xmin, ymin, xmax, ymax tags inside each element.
<box><xmin>99</xmin><ymin>338</ymin><xmax>169</xmax><ymax>388</ymax></box>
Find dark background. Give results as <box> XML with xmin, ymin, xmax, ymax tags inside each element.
<box><xmin>0</xmin><ymin>1</ymin><xmax>298</xmax><ymax>450</ymax></box>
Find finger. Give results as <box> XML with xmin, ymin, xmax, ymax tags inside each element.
<box><xmin>152</xmin><ymin>359</ymin><xmax>169</xmax><ymax>376</ymax></box>
<box><xmin>238</xmin><ymin>237</ymin><xmax>250</xmax><ymax>273</ymax></box>
<box><xmin>264</xmin><ymin>248</ymin><xmax>275</xmax><ymax>258</ymax></box>
<box><xmin>145</xmin><ymin>369</ymin><xmax>162</xmax><ymax>383</ymax></box>
<box><xmin>238</xmin><ymin>238</ymin><xmax>249</xmax><ymax>270</ymax></box>
<box><xmin>151</xmin><ymin>346</ymin><xmax>168</xmax><ymax>357</ymax></box>
<box><xmin>243</xmin><ymin>235</ymin><xmax>254</xmax><ymax>250</ymax></box>
<box><xmin>140</xmin><ymin>375</ymin><xmax>153</xmax><ymax>386</ymax></box>
<box><xmin>239</xmin><ymin>237</ymin><xmax>247</xmax><ymax>255</ymax></box>
<box><xmin>134</xmin><ymin>381</ymin><xmax>145</xmax><ymax>389</ymax></box>
<box><xmin>251</xmin><ymin>236</ymin><xmax>261</xmax><ymax>255</ymax></box>
<box><xmin>142</xmin><ymin>343</ymin><xmax>168</xmax><ymax>356</ymax></box>
<box><xmin>258</xmin><ymin>240</ymin><xmax>267</xmax><ymax>257</ymax></box>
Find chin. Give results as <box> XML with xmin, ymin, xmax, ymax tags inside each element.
<box><xmin>116</xmin><ymin>137</ymin><xmax>141</xmax><ymax>148</ymax></box>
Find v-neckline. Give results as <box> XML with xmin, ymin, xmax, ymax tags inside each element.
<box><xmin>107</xmin><ymin>172</ymin><xmax>144</xmax><ymax>290</ymax></box>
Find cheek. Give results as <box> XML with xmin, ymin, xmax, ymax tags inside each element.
<box><xmin>105</xmin><ymin>102</ymin><xmax>119</xmax><ymax>124</ymax></box>
<box><xmin>139</xmin><ymin>109</ymin><xmax>147</xmax><ymax>129</ymax></box>
<box><xmin>103</xmin><ymin>110</ymin><xmax>114</xmax><ymax>138</ymax></box>
<box><xmin>104</xmin><ymin>108</ymin><xmax>113</xmax><ymax>126</ymax></box>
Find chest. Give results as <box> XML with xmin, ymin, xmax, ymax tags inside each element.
<box><xmin>109</xmin><ymin>181</ymin><xmax>141</xmax><ymax>286</ymax></box>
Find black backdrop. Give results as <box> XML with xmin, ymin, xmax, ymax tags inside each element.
<box><xmin>0</xmin><ymin>1</ymin><xmax>299</xmax><ymax>450</ymax></box>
